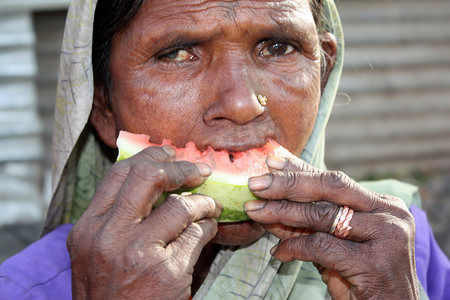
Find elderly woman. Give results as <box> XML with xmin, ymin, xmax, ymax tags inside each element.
<box><xmin>0</xmin><ymin>0</ymin><xmax>449</xmax><ymax>299</ymax></box>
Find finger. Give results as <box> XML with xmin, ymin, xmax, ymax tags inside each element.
<box><xmin>266</xmin><ymin>155</ymin><xmax>321</xmax><ymax>174</ymax></box>
<box><xmin>159</xmin><ymin>161</ymin><xmax>212</xmax><ymax>191</ymax></box>
<box><xmin>246</xmin><ymin>200</ymin><xmax>383</xmax><ymax>242</ymax></box>
<box><xmin>146</xmin><ymin>194</ymin><xmax>222</xmax><ymax>245</ymax></box>
<box><xmin>249</xmin><ymin>170</ymin><xmax>383</xmax><ymax>212</ymax></box>
<box><xmin>320</xmin><ymin>269</ymin><xmax>352</xmax><ymax>300</ymax></box>
<box><xmin>262</xmin><ymin>223</ymin><xmax>315</xmax><ymax>240</ymax></box>
<box><xmin>111</xmin><ymin>161</ymin><xmax>211</xmax><ymax>223</ymax></box>
<box><xmin>271</xmin><ymin>232</ymin><xmax>363</xmax><ymax>274</ymax></box>
<box><xmin>85</xmin><ymin>146</ymin><xmax>177</xmax><ymax>216</ymax></box>
<box><xmin>169</xmin><ymin>218</ymin><xmax>218</xmax><ymax>271</ymax></box>
<box><xmin>245</xmin><ymin>200</ymin><xmax>338</xmax><ymax>232</ymax></box>
<box><xmin>133</xmin><ymin>145</ymin><xmax>177</xmax><ymax>163</ymax></box>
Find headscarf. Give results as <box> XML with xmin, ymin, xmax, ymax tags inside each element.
<box><xmin>43</xmin><ymin>0</ymin><xmax>427</xmax><ymax>298</ymax></box>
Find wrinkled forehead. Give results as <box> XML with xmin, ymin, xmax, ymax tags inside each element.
<box><xmin>136</xmin><ymin>0</ymin><xmax>312</xmax><ymax>18</ymax></box>
<box><xmin>123</xmin><ymin>0</ymin><xmax>316</xmax><ymax>40</ymax></box>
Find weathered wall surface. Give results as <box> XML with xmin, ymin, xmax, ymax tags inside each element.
<box><xmin>325</xmin><ymin>0</ymin><xmax>450</xmax><ymax>256</ymax></box>
<box><xmin>0</xmin><ymin>11</ymin><xmax>46</xmax><ymax>226</ymax></box>
<box><xmin>326</xmin><ymin>0</ymin><xmax>450</xmax><ymax>177</ymax></box>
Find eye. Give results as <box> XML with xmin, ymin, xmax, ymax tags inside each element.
<box><xmin>260</xmin><ymin>42</ymin><xmax>295</xmax><ymax>57</ymax></box>
<box><xmin>158</xmin><ymin>49</ymin><xmax>196</xmax><ymax>62</ymax></box>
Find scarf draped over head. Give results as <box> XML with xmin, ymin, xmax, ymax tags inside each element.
<box><xmin>43</xmin><ymin>0</ymin><xmax>427</xmax><ymax>298</ymax></box>
<box><xmin>44</xmin><ymin>0</ymin><xmax>344</xmax><ymax>236</ymax></box>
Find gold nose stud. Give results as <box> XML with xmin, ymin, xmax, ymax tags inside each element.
<box><xmin>257</xmin><ymin>94</ymin><xmax>267</xmax><ymax>106</ymax></box>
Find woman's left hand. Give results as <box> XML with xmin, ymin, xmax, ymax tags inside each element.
<box><xmin>244</xmin><ymin>156</ymin><xmax>420</xmax><ymax>300</ymax></box>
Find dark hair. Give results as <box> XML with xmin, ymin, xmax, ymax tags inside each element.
<box><xmin>92</xmin><ymin>0</ymin><xmax>145</xmax><ymax>87</ymax></box>
<box><xmin>92</xmin><ymin>0</ymin><xmax>323</xmax><ymax>89</ymax></box>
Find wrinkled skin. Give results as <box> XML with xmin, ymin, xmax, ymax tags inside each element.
<box><xmin>66</xmin><ymin>0</ymin><xmax>419</xmax><ymax>299</ymax></box>
<box><xmin>68</xmin><ymin>147</ymin><xmax>222</xmax><ymax>299</ymax></box>
<box><xmin>245</xmin><ymin>156</ymin><xmax>419</xmax><ymax>299</ymax></box>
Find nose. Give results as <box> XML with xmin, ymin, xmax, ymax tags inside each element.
<box><xmin>203</xmin><ymin>62</ymin><xmax>265</xmax><ymax>125</ymax></box>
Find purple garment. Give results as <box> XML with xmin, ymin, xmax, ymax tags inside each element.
<box><xmin>0</xmin><ymin>223</ymin><xmax>72</xmax><ymax>299</ymax></box>
<box><xmin>1</xmin><ymin>208</ymin><xmax>449</xmax><ymax>299</ymax></box>
<box><xmin>411</xmin><ymin>205</ymin><xmax>450</xmax><ymax>300</ymax></box>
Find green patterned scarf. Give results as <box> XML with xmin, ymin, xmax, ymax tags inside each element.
<box><xmin>43</xmin><ymin>0</ymin><xmax>428</xmax><ymax>298</ymax></box>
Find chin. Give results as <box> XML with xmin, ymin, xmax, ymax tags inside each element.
<box><xmin>211</xmin><ymin>220</ymin><xmax>266</xmax><ymax>246</ymax></box>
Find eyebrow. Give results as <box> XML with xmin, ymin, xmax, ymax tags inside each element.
<box><xmin>258</xmin><ymin>24</ymin><xmax>312</xmax><ymax>43</ymax></box>
<box><xmin>260</xmin><ymin>15</ymin><xmax>316</xmax><ymax>42</ymax></box>
<box><xmin>150</xmin><ymin>26</ymin><xmax>224</xmax><ymax>51</ymax></box>
<box><xmin>144</xmin><ymin>11</ymin><xmax>316</xmax><ymax>53</ymax></box>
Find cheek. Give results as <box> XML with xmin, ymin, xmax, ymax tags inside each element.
<box><xmin>266</xmin><ymin>64</ymin><xmax>321</xmax><ymax>156</ymax></box>
<box><xmin>109</xmin><ymin>72</ymin><xmax>202</xmax><ymax>144</ymax></box>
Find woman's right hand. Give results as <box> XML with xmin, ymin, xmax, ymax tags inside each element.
<box><xmin>66</xmin><ymin>146</ymin><xmax>222</xmax><ymax>299</ymax></box>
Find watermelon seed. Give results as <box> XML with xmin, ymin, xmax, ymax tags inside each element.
<box><xmin>229</xmin><ymin>153</ymin><xmax>234</xmax><ymax>163</ymax></box>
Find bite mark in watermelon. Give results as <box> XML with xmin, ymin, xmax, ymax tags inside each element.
<box><xmin>116</xmin><ymin>131</ymin><xmax>295</xmax><ymax>222</ymax></box>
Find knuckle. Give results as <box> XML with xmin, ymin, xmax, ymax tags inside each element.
<box><xmin>313</xmin><ymin>233</ymin><xmax>334</xmax><ymax>259</ymax></box>
<box><xmin>188</xmin><ymin>222</ymin><xmax>203</xmax><ymax>238</ymax></box>
<box><xmin>175</xmin><ymin>161</ymin><xmax>196</xmax><ymax>176</ymax></box>
<box><xmin>186</xmin><ymin>221</ymin><xmax>215</xmax><ymax>241</ymax></box>
<box><xmin>397</xmin><ymin>206</ymin><xmax>415</xmax><ymax>228</ymax></box>
<box><xmin>275</xmin><ymin>200</ymin><xmax>296</xmax><ymax>217</ymax></box>
<box><xmin>284</xmin><ymin>237</ymin><xmax>302</xmax><ymax>257</ymax></box>
<box><xmin>123</xmin><ymin>241</ymin><xmax>145</xmax><ymax>269</ymax></box>
<box><xmin>353</xmin><ymin>278</ymin><xmax>378</xmax><ymax>299</ymax></box>
<box><xmin>381</xmin><ymin>215</ymin><xmax>414</xmax><ymax>247</ymax></box>
<box><xmin>284</xmin><ymin>171</ymin><xmax>300</xmax><ymax>191</ymax></box>
<box><xmin>191</xmin><ymin>194</ymin><xmax>216</xmax><ymax>214</ymax></box>
<box><xmin>202</xmin><ymin>219</ymin><xmax>219</xmax><ymax>237</ymax></box>
<box><xmin>173</xmin><ymin>161</ymin><xmax>196</xmax><ymax>184</ymax></box>
<box><xmin>66</xmin><ymin>228</ymin><xmax>79</xmax><ymax>253</ymax></box>
<box><xmin>108</xmin><ymin>160</ymin><xmax>131</xmax><ymax>180</ymax></box>
<box><xmin>131</xmin><ymin>162</ymin><xmax>166</xmax><ymax>182</ymax></box>
<box><xmin>308</xmin><ymin>201</ymin><xmax>337</xmax><ymax>226</ymax></box>
<box><xmin>398</xmin><ymin>218</ymin><xmax>415</xmax><ymax>245</ymax></box>
<box><xmin>91</xmin><ymin>232</ymin><xmax>114</xmax><ymax>258</ymax></box>
<box><xmin>320</xmin><ymin>170</ymin><xmax>352</xmax><ymax>192</ymax></box>
<box><xmin>162</xmin><ymin>161</ymin><xmax>198</xmax><ymax>189</ymax></box>
<box><xmin>66</xmin><ymin>222</ymin><xmax>92</xmax><ymax>256</ymax></box>
<box><xmin>139</xmin><ymin>146</ymin><xmax>169</xmax><ymax>161</ymax></box>
<box><xmin>167</xmin><ymin>194</ymin><xmax>196</xmax><ymax>217</ymax></box>
<box><xmin>374</xmin><ymin>193</ymin><xmax>407</xmax><ymax>213</ymax></box>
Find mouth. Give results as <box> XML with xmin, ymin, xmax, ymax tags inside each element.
<box><xmin>198</xmin><ymin>136</ymin><xmax>277</xmax><ymax>153</ymax></box>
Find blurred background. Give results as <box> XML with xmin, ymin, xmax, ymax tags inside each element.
<box><xmin>0</xmin><ymin>0</ymin><xmax>449</xmax><ymax>262</ymax></box>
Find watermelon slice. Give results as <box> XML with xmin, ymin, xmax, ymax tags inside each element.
<box><xmin>116</xmin><ymin>131</ymin><xmax>295</xmax><ymax>222</ymax></box>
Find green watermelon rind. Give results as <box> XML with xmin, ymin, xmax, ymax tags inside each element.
<box><xmin>158</xmin><ymin>180</ymin><xmax>253</xmax><ymax>223</ymax></box>
<box><xmin>117</xmin><ymin>146</ymin><xmax>142</xmax><ymax>162</ymax></box>
<box><xmin>189</xmin><ymin>180</ymin><xmax>253</xmax><ymax>222</ymax></box>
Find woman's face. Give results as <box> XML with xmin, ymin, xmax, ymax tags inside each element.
<box><xmin>94</xmin><ymin>0</ymin><xmax>325</xmax><ymax>245</ymax></box>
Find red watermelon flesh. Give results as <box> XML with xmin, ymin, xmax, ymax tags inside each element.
<box><xmin>116</xmin><ymin>131</ymin><xmax>295</xmax><ymax>222</ymax></box>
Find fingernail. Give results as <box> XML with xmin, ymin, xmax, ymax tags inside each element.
<box><xmin>196</xmin><ymin>163</ymin><xmax>212</xmax><ymax>177</ymax></box>
<box><xmin>248</xmin><ymin>174</ymin><xmax>273</xmax><ymax>191</ymax></box>
<box><xmin>270</xmin><ymin>244</ymin><xmax>278</xmax><ymax>256</ymax></box>
<box><xmin>162</xmin><ymin>145</ymin><xmax>176</xmax><ymax>157</ymax></box>
<box><xmin>266</xmin><ymin>156</ymin><xmax>287</xmax><ymax>170</ymax></box>
<box><xmin>244</xmin><ymin>200</ymin><xmax>267</xmax><ymax>212</ymax></box>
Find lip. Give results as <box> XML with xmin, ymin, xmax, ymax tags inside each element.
<box><xmin>209</xmin><ymin>140</ymin><xmax>269</xmax><ymax>152</ymax></box>
<box><xmin>195</xmin><ymin>135</ymin><xmax>278</xmax><ymax>153</ymax></box>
